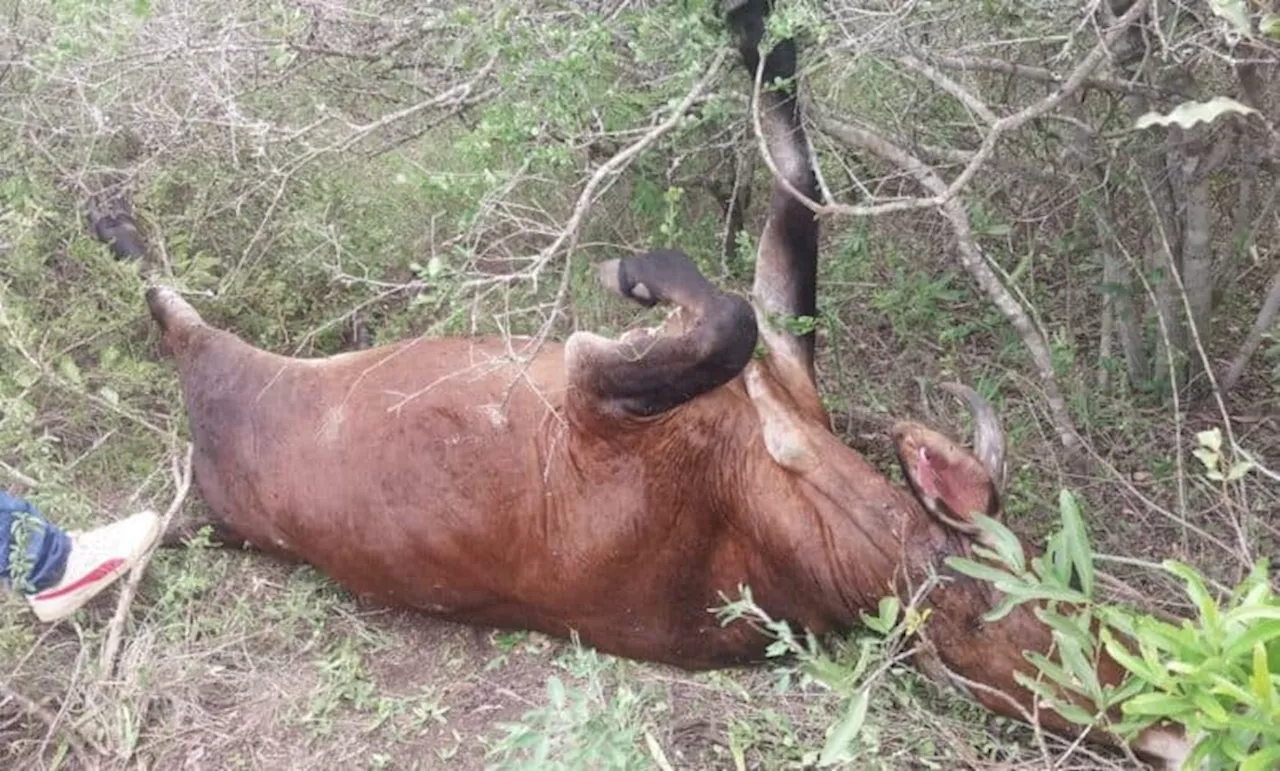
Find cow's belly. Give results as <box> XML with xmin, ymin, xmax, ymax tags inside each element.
<box><xmin>181</xmin><ymin>335</ymin><xmax>780</xmax><ymax>669</ymax></box>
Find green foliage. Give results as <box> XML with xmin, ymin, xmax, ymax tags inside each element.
<box><xmin>487</xmin><ymin>640</ymin><xmax>663</xmax><ymax>770</ymax></box>
<box><xmin>715</xmin><ymin>585</ymin><xmax>925</xmax><ymax>766</ymax></box>
<box><xmin>871</xmin><ymin>265</ymin><xmax>967</xmax><ymax>342</ymax></box>
<box><xmin>1097</xmin><ymin>557</ymin><xmax>1280</xmax><ymax>770</ymax></box>
<box><xmin>948</xmin><ymin>490</ymin><xmax>1280</xmax><ymax>770</ymax></box>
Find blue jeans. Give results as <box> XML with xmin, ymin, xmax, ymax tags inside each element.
<box><xmin>1</xmin><ymin>491</ymin><xmax>71</xmax><ymax>594</ymax></box>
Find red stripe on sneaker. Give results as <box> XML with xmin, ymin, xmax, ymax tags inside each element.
<box><xmin>34</xmin><ymin>558</ymin><xmax>126</xmax><ymax>600</ymax></box>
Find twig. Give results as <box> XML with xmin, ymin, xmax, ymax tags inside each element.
<box><xmin>1141</xmin><ymin>174</ymin><xmax>1254</xmax><ymax>566</ymax></box>
<box><xmin>99</xmin><ymin>442</ymin><xmax>195</xmax><ymax>680</ymax></box>
<box><xmin>895</xmin><ymin>53</ymin><xmax>998</xmax><ymax>126</ymax></box>
<box><xmin>217</xmin><ymin>55</ymin><xmax>499</xmax><ymax>293</ymax></box>
<box><xmin>928</xmin><ymin>54</ymin><xmax>1174</xmax><ymax>98</ymax></box>
<box><xmin>810</xmin><ymin>109</ymin><xmax>1082</xmax><ymax>458</ymax></box>
<box><xmin>0</xmin><ymin>458</ymin><xmax>41</xmax><ymax>489</ymax></box>
<box><xmin>466</xmin><ymin>47</ymin><xmax>731</xmax><ymax>288</ymax></box>
<box><xmin>747</xmin><ymin>0</ymin><xmax>1155</xmax><ymax>220</ymax></box>
<box><xmin>0</xmin><ymin>682</ymin><xmax>110</xmax><ymax>763</ymax></box>
<box><xmin>1221</xmin><ymin>265</ymin><xmax>1280</xmax><ymax>395</ymax></box>
<box><xmin>291</xmin><ymin>281</ymin><xmax>428</xmax><ymax>356</ymax></box>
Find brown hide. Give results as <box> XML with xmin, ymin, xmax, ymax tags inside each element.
<box><xmin>161</xmin><ymin>310</ymin><xmax>907</xmax><ymax>668</ymax></box>
<box><xmin>139</xmin><ymin>2</ymin><xmax>1188</xmax><ymax>765</ymax></box>
<box><xmin>151</xmin><ymin>288</ymin><xmax>1184</xmax><ymax>766</ymax></box>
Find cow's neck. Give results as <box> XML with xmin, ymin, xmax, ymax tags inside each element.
<box><xmin>738</xmin><ymin>434</ymin><xmax>949</xmax><ymax>637</ymax></box>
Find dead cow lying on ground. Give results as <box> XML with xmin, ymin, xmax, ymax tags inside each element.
<box><xmin>137</xmin><ymin>4</ymin><xmax>1190</xmax><ymax>768</ymax></box>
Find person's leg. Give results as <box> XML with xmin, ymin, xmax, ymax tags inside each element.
<box><xmin>0</xmin><ymin>491</ymin><xmax>72</xmax><ymax>592</ymax></box>
<box><xmin>2</xmin><ymin>490</ymin><xmax>162</xmax><ymax>622</ymax></box>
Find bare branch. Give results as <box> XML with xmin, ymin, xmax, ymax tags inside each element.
<box><xmin>928</xmin><ymin>54</ymin><xmax>1173</xmax><ymax>98</ymax></box>
<box><xmin>467</xmin><ymin>47</ymin><xmax>731</xmax><ymax>288</ymax></box>
<box><xmin>748</xmin><ymin>0</ymin><xmax>1155</xmax><ymax>220</ymax></box>
<box><xmin>895</xmin><ymin>53</ymin><xmax>998</xmax><ymax>127</ymax></box>
<box><xmin>0</xmin><ymin>681</ymin><xmax>109</xmax><ymax>764</ymax></box>
<box><xmin>811</xmin><ymin>110</ymin><xmax>1082</xmax><ymax>457</ymax></box>
<box><xmin>99</xmin><ymin>443</ymin><xmax>195</xmax><ymax>680</ymax></box>
<box><xmin>1221</xmin><ymin>266</ymin><xmax>1280</xmax><ymax>395</ymax></box>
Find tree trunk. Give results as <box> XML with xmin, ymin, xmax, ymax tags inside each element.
<box><xmin>1179</xmin><ymin>163</ymin><xmax>1214</xmax><ymax>390</ymax></box>
<box><xmin>1149</xmin><ymin>146</ymin><xmax>1186</xmax><ymax>390</ymax></box>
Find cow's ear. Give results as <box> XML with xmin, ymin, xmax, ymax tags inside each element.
<box><xmin>891</xmin><ymin>421</ymin><xmax>1000</xmax><ymax>533</ymax></box>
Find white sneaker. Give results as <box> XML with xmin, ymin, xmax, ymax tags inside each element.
<box><xmin>26</xmin><ymin>510</ymin><xmax>162</xmax><ymax>623</ymax></box>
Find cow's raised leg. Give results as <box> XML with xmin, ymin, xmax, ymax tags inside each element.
<box><xmin>567</xmin><ymin>249</ymin><xmax>757</xmax><ymax>418</ymax></box>
<box><xmin>727</xmin><ymin>0</ymin><xmax>827</xmax><ymax>424</ymax></box>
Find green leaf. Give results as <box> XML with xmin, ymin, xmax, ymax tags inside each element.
<box><xmin>1104</xmin><ymin>673</ymin><xmax>1151</xmax><ymax>709</ymax></box>
<box><xmin>1036</xmin><ymin>608</ymin><xmax>1093</xmax><ymax>652</ymax></box>
<box><xmin>1014</xmin><ymin>672</ymin><xmax>1096</xmax><ymax>725</ymax></box>
<box><xmin>57</xmin><ymin>356</ymin><xmax>83</xmax><ymax>386</ymax></box>
<box><xmin>1013</xmin><ymin>670</ymin><xmax>1062</xmax><ymax>704</ymax></box>
<box><xmin>546</xmin><ymin>676</ymin><xmax>565</xmax><ymax>710</ymax></box>
<box><xmin>1242</xmin><ymin>746</ymin><xmax>1280</xmax><ymax>771</ymax></box>
<box><xmin>1123</xmin><ymin>691</ymin><xmax>1191</xmax><ymax>717</ymax></box>
<box><xmin>1223</xmin><ymin>619</ymin><xmax>1280</xmax><ymax>661</ymax></box>
<box><xmin>1207</xmin><ymin>673</ymin><xmax>1255</xmax><ymax>705</ymax></box>
<box><xmin>945</xmin><ymin>556</ymin><xmax>1020</xmax><ymax>586</ymax></box>
<box><xmin>818</xmin><ymin>688</ymin><xmax>869</xmax><ymax>767</ymax></box>
<box><xmin>1135</xmin><ymin>96</ymin><xmax>1258</xmax><ymax>130</ymax></box>
<box><xmin>972</xmin><ymin>514</ymin><xmax>1026</xmax><ymax>573</ymax></box>
<box><xmin>1057</xmin><ymin>631</ymin><xmax>1103</xmax><ymax>702</ymax></box>
<box><xmin>1191</xmin><ymin>690</ymin><xmax>1232</xmax><ymax>727</ymax></box>
<box><xmin>1020</xmin><ymin>584</ymin><xmax>1090</xmax><ymax>606</ymax></box>
<box><xmin>1136</xmin><ymin>616</ymin><xmax>1196</xmax><ymax>655</ymax></box>
<box><xmin>1209</xmin><ymin>0</ymin><xmax>1253</xmax><ymax>36</ymax></box>
<box><xmin>1224</xmin><ymin>607</ymin><xmax>1280</xmax><ymax>625</ymax></box>
<box><xmin>859</xmin><ymin>595</ymin><xmax>900</xmax><ymax>635</ymax></box>
<box><xmin>1186</xmin><ymin>737</ymin><xmax>1221</xmax><ymax>769</ymax></box>
<box><xmin>983</xmin><ymin>592</ymin><xmax>1023</xmax><ymax>624</ymax></box>
<box><xmin>1024</xmin><ymin>652</ymin><xmax>1079</xmax><ymax>696</ymax></box>
<box><xmin>1057</xmin><ymin>490</ymin><xmax>1095</xmax><ymax>598</ymax></box>
<box><xmin>1048</xmin><ymin>700</ymin><xmax>1095</xmax><ymax>726</ymax></box>
<box><xmin>1164</xmin><ymin>560</ymin><xmax>1223</xmax><ymax>641</ymax></box>
<box><xmin>1263</xmin><ymin>13</ymin><xmax>1280</xmax><ymax>39</ymax></box>
<box><xmin>1252</xmin><ymin>643</ymin><xmax>1274</xmax><ymax>709</ymax></box>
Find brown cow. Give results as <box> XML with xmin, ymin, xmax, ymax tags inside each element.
<box><xmin>139</xmin><ymin>4</ymin><xmax>1189</xmax><ymax>768</ymax></box>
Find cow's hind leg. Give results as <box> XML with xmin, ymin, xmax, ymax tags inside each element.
<box><xmin>567</xmin><ymin>249</ymin><xmax>759</xmax><ymax>417</ymax></box>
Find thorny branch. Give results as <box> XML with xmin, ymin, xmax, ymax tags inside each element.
<box><xmin>218</xmin><ymin>54</ymin><xmax>499</xmax><ymax>292</ymax></box>
<box><xmin>747</xmin><ymin>0</ymin><xmax>1155</xmax><ymax>220</ymax></box>
<box><xmin>810</xmin><ymin>110</ymin><xmax>1082</xmax><ymax>457</ymax></box>
<box><xmin>0</xmin><ymin>682</ymin><xmax>110</xmax><ymax>764</ymax></box>
<box><xmin>467</xmin><ymin>47</ymin><xmax>732</xmax><ymax>289</ymax></box>
<box><xmin>743</xmin><ymin>0</ymin><xmax>1157</xmax><ymax>456</ymax></box>
<box><xmin>99</xmin><ymin>442</ymin><xmax>195</xmax><ymax>681</ymax></box>
<box><xmin>927</xmin><ymin>54</ymin><xmax>1174</xmax><ymax>98</ymax></box>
